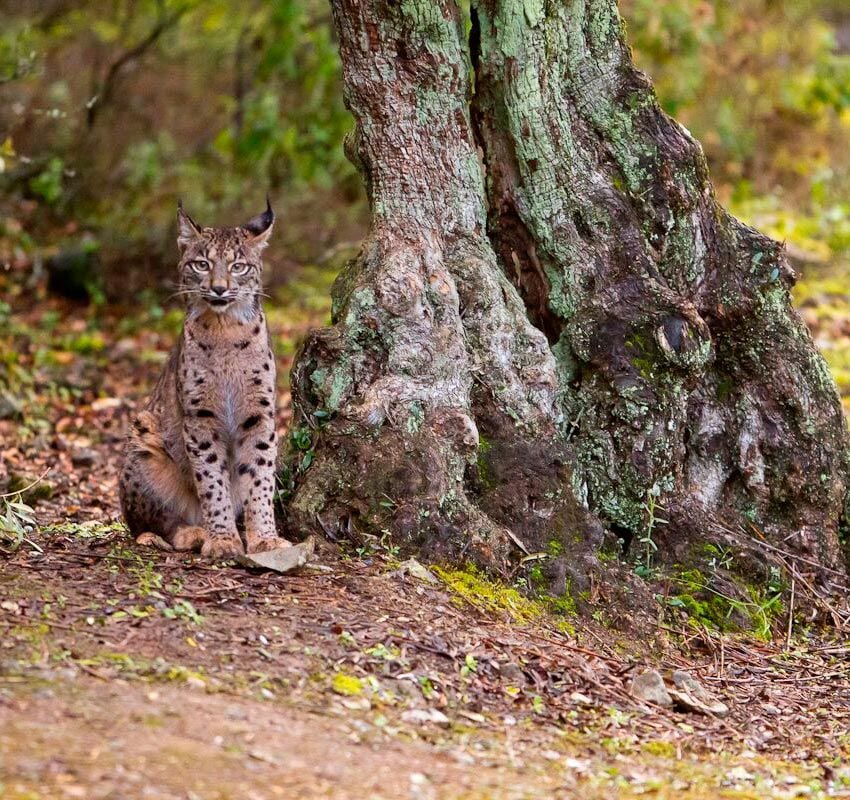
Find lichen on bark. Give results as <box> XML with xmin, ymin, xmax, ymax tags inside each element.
<box><xmin>471</xmin><ymin>0</ymin><xmax>850</xmax><ymax>570</ymax></box>
<box><xmin>283</xmin><ymin>0</ymin><xmax>850</xmax><ymax>587</ymax></box>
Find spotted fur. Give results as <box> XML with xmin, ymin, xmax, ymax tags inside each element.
<box><xmin>119</xmin><ymin>202</ymin><xmax>286</xmax><ymax>558</ymax></box>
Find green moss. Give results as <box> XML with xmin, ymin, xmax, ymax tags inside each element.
<box><xmin>474</xmin><ymin>440</ymin><xmax>497</xmax><ymax>491</ymax></box>
<box><xmin>546</xmin><ymin>538</ymin><xmax>563</xmax><ymax>556</ymax></box>
<box><xmin>641</xmin><ymin>740</ymin><xmax>677</xmax><ymax>758</ymax></box>
<box><xmin>331</xmin><ymin>672</ymin><xmax>364</xmax><ymax>696</ymax></box>
<box><xmin>6</xmin><ymin>474</ymin><xmax>53</xmax><ymax>502</ymax></box>
<box><xmin>625</xmin><ymin>330</ymin><xmax>657</xmax><ymax>379</ymax></box>
<box><xmin>528</xmin><ymin>563</ymin><xmax>545</xmax><ymax>587</ymax></box>
<box><xmin>666</xmin><ymin>566</ymin><xmax>786</xmax><ymax>640</ymax></box>
<box><xmin>433</xmin><ymin>563</ymin><xmax>576</xmax><ymax>634</ymax></box>
<box><xmin>544</xmin><ymin>591</ymin><xmax>577</xmax><ymax>619</ymax></box>
<box><xmin>433</xmin><ymin>564</ymin><xmax>542</xmax><ymax>623</ymax></box>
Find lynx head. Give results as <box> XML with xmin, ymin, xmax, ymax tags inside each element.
<box><xmin>176</xmin><ymin>200</ymin><xmax>274</xmax><ymax>320</ymax></box>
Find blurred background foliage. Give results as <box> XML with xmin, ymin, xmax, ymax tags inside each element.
<box><xmin>2</xmin><ymin>0</ymin><xmax>850</xmax><ymax>283</ymax></box>
<box><xmin>2</xmin><ymin>0</ymin><xmax>850</xmax><ymax>285</ymax></box>
<box><xmin>624</xmin><ymin>0</ymin><xmax>850</xmax><ymax>261</ymax></box>
<box><xmin>0</xmin><ymin>0</ymin><xmax>362</xmax><ymax>300</ymax></box>
<box><xmin>2</xmin><ymin>0</ymin><xmax>850</xmax><ymax>407</ymax></box>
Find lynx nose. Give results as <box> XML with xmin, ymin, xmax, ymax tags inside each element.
<box><xmin>211</xmin><ymin>285</ymin><xmax>227</xmax><ymax>296</ymax></box>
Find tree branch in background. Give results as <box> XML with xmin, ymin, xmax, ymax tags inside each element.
<box><xmin>86</xmin><ymin>2</ymin><xmax>192</xmax><ymax>129</ymax></box>
<box><xmin>232</xmin><ymin>25</ymin><xmax>248</xmax><ymax>140</ymax></box>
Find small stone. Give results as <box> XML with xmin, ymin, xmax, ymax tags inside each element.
<box><xmin>91</xmin><ymin>397</ymin><xmax>122</xmax><ymax>413</ymax></box>
<box><xmin>111</xmin><ymin>338</ymin><xmax>138</xmax><ymax>359</ymax></box>
<box><xmin>71</xmin><ymin>448</ymin><xmax>98</xmax><ymax>467</ymax></box>
<box><xmin>401</xmin><ymin>708</ymin><xmax>450</xmax><ymax>727</ymax></box>
<box><xmin>136</xmin><ymin>532</ymin><xmax>173</xmax><ymax>551</ymax></box>
<box><xmin>631</xmin><ymin>670</ymin><xmax>673</xmax><ymax>707</ymax></box>
<box><xmin>456</xmin><ymin>710</ymin><xmax>486</xmax><ymax>724</ymax></box>
<box><xmin>236</xmin><ymin>538</ymin><xmax>315</xmax><ymax>573</ymax></box>
<box><xmin>497</xmin><ymin>662</ymin><xmax>525</xmax><ymax>684</ymax></box>
<box><xmin>341</xmin><ymin>697</ymin><xmax>371</xmax><ymax>711</ymax></box>
<box><xmin>248</xmin><ymin>749</ymin><xmax>281</xmax><ymax>766</ymax></box>
<box><xmin>0</xmin><ymin>391</ymin><xmax>22</xmax><ymax>420</ymax></box>
<box><xmin>668</xmin><ymin>670</ymin><xmax>729</xmax><ymax>717</ymax></box>
<box><xmin>390</xmin><ymin>558</ymin><xmax>439</xmax><ymax>584</ymax></box>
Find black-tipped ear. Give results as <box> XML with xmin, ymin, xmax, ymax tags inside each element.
<box><xmin>243</xmin><ymin>196</ymin><xmax>275</xmax><ymax>247</ymax></box>
<box><xmin>177</xmin><ymin>200</ymin><xmax>203</xmax><ymax>249</ymax></box>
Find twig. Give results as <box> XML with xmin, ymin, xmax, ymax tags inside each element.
<box><xmin>785</xmin><ymin>577</ymin><xmax>795</xmax><ymax>650</ymax></box>
<box><xmin>727</xmin><ymin>522</ymin><xmax>848</xmax><ymax>579</ymax></box>
<box><xmin>0</xmin><ymin>469</ymin><xmax>52</xmax><ymax>499</ymax></box>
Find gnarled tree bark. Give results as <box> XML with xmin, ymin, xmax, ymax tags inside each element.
<box><xmin>283</xmin><ymin>0</ymin><xmax>850</xmax><ymax>596</ymax></box>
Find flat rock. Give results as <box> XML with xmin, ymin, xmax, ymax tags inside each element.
<box><xmin>669</xmin><ymin>670</ymin><xmax>729</xmax><ymax>717</ymax></box>
<box><xmin>237</xmin><ymin>538</ymin><xmax>315</xmax><ymax>573</ymax></box>
<box><xmin>136</xmin><ymin>532</ymin><xmax>173</xmax><ymax>551</ymax></box>
<box><xmin>390</xmin><ymin>558</ymin><xmax>439</xmax><ymax>584</ymax></box>
<box><xmin>71</xmin><ymin>448</ymin><xmax>99</xmax><ymax>467</ymax></box>
<box><xmin>401</xmin><ymin>708</ymin><xmax>450</xmax><ymax>727</ymax></box>
<box><xmin>631</xmin><ymin>669</ymin><xmax>673</xmax><ymax>707</ymax></box>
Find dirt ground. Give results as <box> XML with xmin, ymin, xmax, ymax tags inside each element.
<box><xmin>3</xmin><ymin>293</ymin><xmax>850</xmax><ymax>799</ymax></box>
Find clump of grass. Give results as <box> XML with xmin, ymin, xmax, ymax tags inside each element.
<box><xmin>0</xmin><ymin>477</ymin><xmax>42</xmax><ymax>553</ymax></box>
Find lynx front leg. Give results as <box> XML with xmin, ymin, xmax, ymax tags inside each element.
<box><xmin>235</xmin><ymin>412</ymin><xmax>284</xmax><ymax>553</ymax></box>
<box><xmin>183</xmin><ymin>411</ymin><xmax>244</xmax><ymax>558</ymax></box>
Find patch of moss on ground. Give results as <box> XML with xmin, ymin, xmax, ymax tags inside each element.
<box><xmin>433</xmin><ymin>564</ymin><xmax>542</xmax><ymax>623</ymax></box>
<box><xmin>331</xmin><ymin>672</ymin><xmax>364</xmax><ymax>696</ymax></box>
<box><xmin>433</xmin><ymin>563</ymin><xmax>576</xmax><ymax>633</ymax></box>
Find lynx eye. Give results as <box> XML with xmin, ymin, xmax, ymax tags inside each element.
<box><xmin>230</xmin><ymin>262</ymin><xmax>251</xmax><ymax>276</ymax></box>
<box><xmin>189</xmin><ymin>260</ymin><xmax>210</xmax><ymax>274</ymax></box>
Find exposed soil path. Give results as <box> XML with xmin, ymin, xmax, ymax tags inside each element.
<box><xmin>2</xmin><ymin>294</ymin><xmax>850</xmax><ymax>799</ymax></box>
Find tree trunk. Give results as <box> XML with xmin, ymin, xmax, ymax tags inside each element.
<box><xmin>283</xmin><ymin>0</ymin><xmax>850</xmax><ymax>593</ymax></box>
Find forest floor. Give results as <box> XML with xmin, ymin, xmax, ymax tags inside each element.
<box><xmin>2</xmin><ymin>265</ymin><xmax>850</xmax><ymax>799</ymax></box>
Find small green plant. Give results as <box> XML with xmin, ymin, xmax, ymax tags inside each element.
<box><xmin>634</xmin><ymin>484</ymin><xmax>667</xmax><ymax>579</ymax></box>
<box><xmin>417</xmin><ymin>675</ymin><xmax>435</xmax><ymax>699</ymax></box>
<box><xmin>130</xmin><ymin>559</ymin><xmax>164</xmax><ymax>597</ymax></box>
<box><xmin>705</xmin><ymin>543</ymin><xmax>734</xmax><ymax>572</ymax></box>
<box><xmin>460</xmin><ymin>652</ymin><xmax>478</xmax><ymax>678</ymax></box>
<box><xmin>352</xmin><ymin>529</ymin><xmax>400</xmax><ymax>562</ymax></box>
<box><xmin>162</xmin><ymin>600</ymin><xmax>204</xmax><ymax>625</ymax></box>
<box><xmin>364</xmin><ymin>642</ymin><xmax>399</xmax><ymax>661</ymax></box>
<box><xmin>663</xmin><ymin>566</ymin><xmax>786</xmax><ymax>640</ymax></box>
<box><xmin>0</xmin><ymin>480</ymin><xmax>41</xmax><ymax>552</ymax></box>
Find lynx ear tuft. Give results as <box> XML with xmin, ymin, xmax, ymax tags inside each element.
<box><xmin>243</xmin><ymin>196</ymin><xmax>275</xmax><ymax>249</ymax></box>
<box><xmin>177</xmin><ymin>200</ymin><xmax>203</xmax><ymax>250</ymax></box>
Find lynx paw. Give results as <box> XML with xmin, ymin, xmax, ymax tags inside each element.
<box><xmin>201</xmin><ymin>534</ymin><xmax>245</xmax><ymax>560</ymax></box>
<box><xmin>172</xmin><ymin>526</ymin><xmax>209</xmax><ymax>552</ymax></box>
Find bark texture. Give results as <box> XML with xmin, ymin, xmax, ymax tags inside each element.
<box><xmin>284</xmin><ymin>0</ymin><xmax>850</xmax><ymax>582</ymax></box>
